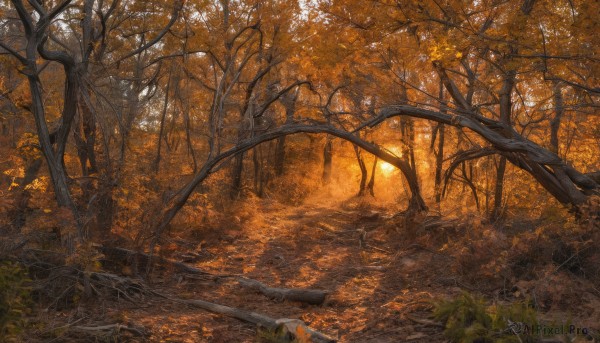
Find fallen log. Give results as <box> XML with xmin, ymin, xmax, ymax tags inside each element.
<box><xmin>236</xmin><ymin>277</ymin><xmax>327</xmax><ymax>305</ymax></box>
<box><xmin>98</xmin><ymin>245</ymin><xmax>328</xmax><ymax>305</ymax></box>
<box><xmin>168</xmin><ymin>295</ymin><xmax>336</xmax><ymax>343</ymax></box>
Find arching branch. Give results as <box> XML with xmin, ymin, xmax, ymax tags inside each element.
<box><xmin>152</xmin><ymin>124</ymin><xmax>428</xmax><ymax>245</ymax></box>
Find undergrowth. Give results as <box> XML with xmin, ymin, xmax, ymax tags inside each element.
<box><xmin>0</xmin><ymin>261</ymin><xmax>32</xmax><ymax>342</ymax></box>
<box><xmin>432</xmin><ymin>291</ymin><xmax>600</xmax><ymax>343</ymax></box>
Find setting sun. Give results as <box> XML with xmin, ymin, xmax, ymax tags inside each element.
<box><xmin>379</xmin><ymin>146</ymin><xmax>402</xmax><ymax>176</ymax></box>
<box><xmin>380</xmin><ymin>161</ymin><xmax>395</xmax><ymax>176</ymax></box>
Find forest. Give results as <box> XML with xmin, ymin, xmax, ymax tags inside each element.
<box><xmin>0</xmin><ymin>0</ymin><xmax>599</xmax><ymax>341</ymax></box>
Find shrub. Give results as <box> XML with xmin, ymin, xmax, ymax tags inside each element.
<box><xmin>0</xmin><ymin>261</ymin><xmax>32</xmax><ymax>340</ymax></box>
<box><xmin>433</xmin><ymin>291</ymin><xmax>538</xmax><ymax>343</ymax></box>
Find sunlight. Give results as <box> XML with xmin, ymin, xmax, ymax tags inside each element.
<box><xmin>379</xmin><ymin>146</ymin><xmax>402</xmax><ymax>176</ymax></box>
<box><xmin>380</xmin><ymin>161</ymin><xmax>396</xmax><ymax>176</ymax></box>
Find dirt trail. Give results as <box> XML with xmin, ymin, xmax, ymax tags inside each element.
<box><xmin>35</xmin><ymin>198</ymin><xmax>600</xmax><ymax>342</ymax></box>
<box><xmin>120</xmin><ymin>199</ymin><xmax>454</xmax><ymax>342</ymax></box>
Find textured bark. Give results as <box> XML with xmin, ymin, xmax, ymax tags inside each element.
<box><xmin>236</xmin><ymin>277</ymin><xmax>327</xmax><ymax>305</ymax></box>
<box><xmin>367</xmin><ymin>157</ymin><xmax>377</xmax><ymax>197</ymax></box>
<box><xmin>492</xmin><ymin>70</ymin><xmax>515</xmax><ymax>220</ymax></box>
<box><xmin>550</xmin><ymin>81</ymin><xmax>564</xmax><ymax>154</ymax></box>
<box><xmin>354</xmin><ymin>145</ymin><xmax>368</xmax><ymax>196</ymax></box>
<box><xmin>322</xmin><ymin>137</ymin><xmax>333</xmax><ymax>183</ymax></box>
<box><xmin>154</xmin><ymin>72</ymin><xmax>172</xmax><ymax>173</ymax></box>
<box><xmin>434</xmin><ymin>123</ymin><xmax>445</xmax><ymax>203</ymax></box>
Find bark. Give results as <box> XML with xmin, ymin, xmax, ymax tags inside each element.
<box><xmin>367</xmin><ymin>157</ymin><xmax>377</xmax><ymax>197</ymax></box>
<box><xmin>434</xmin><ymin>82</ymin><xmax>447</xmax><ymax>203</ymax></box>
<box><xmin>236</xmin><ymin>277</ymin><xmax>327</xmax><ymax>305</ymax></box>
<box><xmin>493</xmin><ymin>69</ymin><xmax>516</xmax><ymax>220</ymax></box>
<box><xmin>274</xmin><ymin>89</ymin><xmax>297</xmax><ymax>176</ymax></box>
<box><xmin>354</xmin><ymin>145</ymin><xmax>368</xmax><ymax>196</ymax></box>
<box><xmin>493</xmin><ymin>157</ymin><xmax>507</xmax><ymax>219</ymax></box>
<box><xmin>230</xmin><ymin>152</ymin><xmax>244</xmax><ymax>199</ymax></box>
<box><xmin>550</xmin><ymin>81</ymin><xmax>564</xmax><ymax>154</ymax></box>
<box><xmin>434</xmin><ymin>123</ymin><xmax>445</xmax><ymax>203</ymax></box>
<box><xmin>154</xmin><ymin>72</ymin><xmax>172</xmax><ymax>173</ymax></box>
<box><xmin>119</xmin><ymin>59</ymin><xmax>143</xmax><ymax>169</ymax></box>
<box><xmin>322</xmin><ymin>137</ymin><xmax>333</xmax><ymax>183</ymax></box>
<box><xmin>274</xmin><ymin>136</ymin><xmax>286</xmax><ymax>176</ymax></box>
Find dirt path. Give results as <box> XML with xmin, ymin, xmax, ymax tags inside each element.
<box><xmin>119</xmin><ymin>199</ymin><xmax>455</xmax><ymax>342</ymax></box>
<box><xmin>32</xmin><ymin>199</ymin><xmax>599</xmax><ymax>342</ymax></box>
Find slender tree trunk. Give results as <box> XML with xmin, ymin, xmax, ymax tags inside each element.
<box><xmin>434</xmin><ymin>82</ymin><xmax>447</xmax><ymax>203</ymax></box>
<box><xmin>493</xmin><ymin>157</ymin><xmax>507</xmax><ymax>219</ymax></box>
<box><xmin>252</xmin><ymin>146</ymin><xmax>262</xmax><ymax>196</ymax></box>
<box><xmin>274</xmin><ymin>136</ymin><xmax>286</xmax><ymax>176</ymax></box>
<box><xmin>230</xmin><ymin>152</ymin><xmax>244</xmax><ymax>199</ymax></box>
<box><xmin>120</xmin><ymin>61</ymin><xmax>142</xmax><ymax>170</ymax></box>
<box><xmin>492</xmin><ymin>70</ymin><xmax>515</xmax><ymax>220</ymax></box>
<box><xmin>354</xmin><ymin>145</ymin><xmax>368</xmax><ymax>196</ymax></box>
<box><xmin>181</xmin><ymin>77</ymin><xmax>197</xmax><ymax>172</ymax></box>
<box><xmin>322</xmin><ymin>137</ymin><xmax>333</xmax><ymax>183</ymax></box>
<box><xmin>154</xmin><ymin>71</ymin><xmax>172</xmax><ymax>173</ymax></box>
<box><xmin>550</xmin><ymin>81</ymin><xmax>564</xmax><ymax>155</ymax></box>
<box><xmin>274</xmin><ymin>88</ymin><xmax>298</xmax><ymax>176</ymax></box>
<box><xmin>367</xmin><ymin>157</ymin><xmax>377</xmax><ymax>197</ymax></box>
<box><xmin>434</xmin><ymin>123</ymin><xmax>445</xmax><ymax>203</ymax></box>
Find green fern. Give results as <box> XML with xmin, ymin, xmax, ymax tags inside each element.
<box><xmin>433</xmin><ymin>291</ymin><xmax>539</xmax><ymax>343</ymax></box>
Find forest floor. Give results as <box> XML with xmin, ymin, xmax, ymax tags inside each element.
<box><xmin>19</xmin><ymin>197</ymin><xmax>600</xmax><ymax>342</ymax></box>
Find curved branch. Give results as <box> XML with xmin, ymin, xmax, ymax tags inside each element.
<box><xmin>114</xmin><ymin>0</ymin><xmax>183</xmax><ymax>63</ymax></box>
<box><xmin>442</xmin><ymin>147</ymin><xmax>496</xmax><ymax>197</ymax></box>
<box><xmin>153</xmin><ymin>124</ymin><xmax>427</xmax><ymax>242</ymax></box>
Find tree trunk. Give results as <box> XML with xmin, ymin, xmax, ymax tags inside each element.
<box><xmin>154</xmin><ymin>71</ymin><xmax>172</xmax><ymax>173</ymax></box>
<box><xmin>354</xmin><ymin>145</ymin><xmax>368</xmax><ymax>196</ymax></box>
<box><xmin>550</xmin><ymin>81</ymin><xmax>564</xmax><ymax>155</ymax></box>
<box><xmin>274</xmin><ymin>136</ymin><xmax>286</xmax><ymax>176</ymax></box>
<box><xmin>367</xmin><ymin>157</ymin><xmax>377</xmax><ymax>197</ymax></box>
<box><xmin>230</xmin><ymin>152</ymin><xmax>244</xmax><ymax>199</ymax></box>
<box><xmin>322</xmin><ymin>137</ymin><xmax>333</xmax><ymax>183</ymax></box>
<box><xmin>274</xmin><ymin>88</ymin><xmax>298</xmax><ymax>176</ymax></box>
<box><xmin>492</xmin><ymin>69</ymin><xmax>516</xmax><ymax>220</ymax></box>
<box><xmin>493</xmin><ymin>157</ymin><xmax>507</xmax><ymax>219</ymax></box>
<box><xmin>434</xmin><ymin>82</ymin><xmax>447</xmax><ymax>203</ymax></box>
<box><xmin>434</xmin><ymin>123</ymin><xmax>445</xmax><ymax>203</ymax></box>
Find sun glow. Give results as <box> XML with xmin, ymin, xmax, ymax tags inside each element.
<box><xmin>380</xmin><ymin>162</ymin><xmax>396</xmax><ymax>176</ymax></box>
<box><xmin>379</xmin><ymin>146</ymin><xmax>402</xmax><ymax>176</ymax></box>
